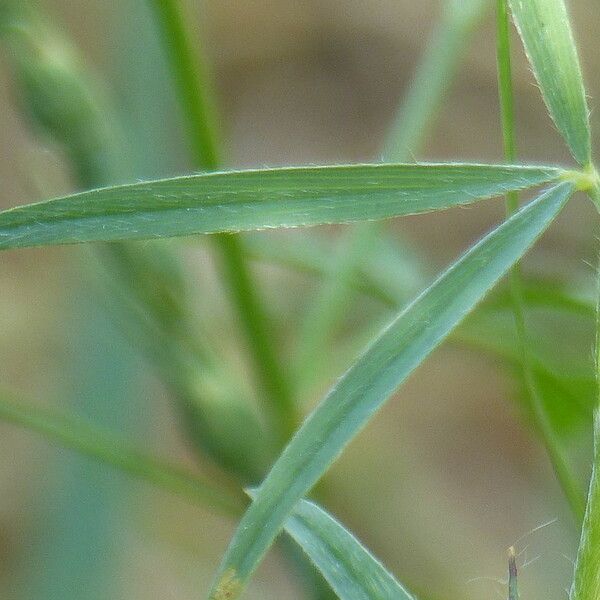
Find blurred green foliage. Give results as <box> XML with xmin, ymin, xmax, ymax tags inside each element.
<box><xmin>0</xmin><ymin>0</ymin><xmax>599</xmax><ymax>599</ymax></box>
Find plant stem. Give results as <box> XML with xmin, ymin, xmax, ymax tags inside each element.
<box><xmin>572</xmin><ymin>241</ymin><xmax>600</xmax><ymax>585</ymax></box>
<box><xmin>0</xmin><ymin>393</ymin><xmax>246</xmax><ymax>517</ymax></box>
<box><xmin>146</xmin><ymin>0</ymin><xmax>221</xmax><ymax>169</ymax></box>
<box><xmin>569</xmin><ymin>393</ymin><xmax>600</xmax><ymax>599</ymax></box>
<box><xmin>294</xmin><ymin>0</ymin><xmax>489</xmax><ymax>387</ymax></box>
<box><xmin>148</xmin><ymin>0</ymin><xmax>298</xmax><ymax>444</ymax></box>
<box><xmin>508</xmin><ymin>546</ymin><xmax>519</xmax><ymax>600</ymax></box>
<box><xmin>383</xmin><ymin>0</ymin><xmax>489</xmax><ymax>160</ymax></box>
<box><xmin>496</xmin><ymin>0</ymin><xmax>585</xmax><ymax>521</ymax></box>
<box><xmin>496</xmin><ymin>0</ymin><xmax>517</xmax><ymax>175</ymax></box>
<box><xmin>569</xmin><ymin>226</ymin><xmax>600</xmax><ymax>598</ymax></box>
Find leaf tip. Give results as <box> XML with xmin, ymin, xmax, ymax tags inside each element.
<box><xmin>507</xmin><ymin>546</ymin><xmax>516</xmax><ymax>573</ymax></box>
<box><xmin>508</xmin><ymin>546</ymin><xmax>519</xmax><ymax>600</ymax></box>
<box><xmin>211</xmin><ymin>568</ymin><xmax>243</xmax><ymax>600</ymax></box>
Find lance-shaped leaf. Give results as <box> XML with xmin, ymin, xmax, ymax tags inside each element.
<box><xmin>283</xmin><ymin>497</ymin><xmax>416</xmax><ymax>600</ymax></box>
<box><xmin>508</xmin><ymin>0</ymin><xmax>591</xmax><ymax>166</ymax></box>
<box><xmin>0</xmin><ymin>388</ymin><xmax>417</xmax><ymax>600</ymax></box>
<box><xmin>0</xmin><ymin>383</ymin><xmax>414</xmax><ymax>600</ymax></box>
<box><xmin>569</xmin><ymin>410</ymin><xmax>600</xmax><ymax>600</ymax></box>
<box><xmin>0</xmin><ymin>386</ymin><xmax>413</xmax><ymax>600</ymax></box>
<box><xmin>0</xmin><ymin>163</ymin><xmax>562</xmax><ymax>249</ymax></box>
<box><xmin>207</xmin><ymin>182</ymin><xmax>574</xmax><ymax>600</ymax></box>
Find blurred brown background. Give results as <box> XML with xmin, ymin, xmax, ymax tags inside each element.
<box><xmin>1</xmin><ymin>0</ymin><xmax>599</xmax><ymax>598</ymax></box>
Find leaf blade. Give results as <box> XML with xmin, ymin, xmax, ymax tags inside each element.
<box><xmin>0</xmin><ymin>391</ymin><xmax>246</xmax><ymax>516</ymax></box>
<box><xmin>0</xmin><ymin>388</ymin><xmax>413</xmax><ymax>600</ymax></box>
<box><xmin>208</xmin><ymin>182</ymin><xmax>574</xmax><ymax>599</ymax></box>
<box><xmin>0</xmin><ymin>163</ymin><xmax>561</xmax><ymax>249</ymax></box>
<box><xmin>569</xmin><ymin>411</ymin><xmax>600</xmax><ymax>600</ymax></box>
<box><xmin>283</xmin><ymin>498</ymin><xmax>416</xmax><ymax>600</ymax></box>
<box><xmin>508</xmin><ymin>0</ymin><xmax>591</xmax><ymax>165</ymax></box>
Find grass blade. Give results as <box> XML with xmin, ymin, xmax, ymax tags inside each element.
<box><xmin>252</xmin><ymin>234</ymin><xmax>598</xmax><ymax>431</ymax></box>
<box><xmin>264</xmin><ymin>494</ymin><xmax>417</xmax><ymax>600</ymax></box>
<box><xmin>0</xmin><ymin>387</ymin><xmax>414</xmax><ymax>600</ymax></box>
<box><xmin>507</xmin><ymin>0</ymin><xmax>591</xmax><ymax>166</ymax></box>
<box><xmin>246</xmin><ymin>230</ymin><xmax>425</xmax><ymax>309</ymax></box>
<box><xmin>0</xmin><ymin>391</ymin><xmax>247</xmax><ymax>517</ymax></box>
<box><xmin>208</xmin><ymin>182</ymin><xmax>574</xmax><ymax>600</ymax></box>
<box><xmin>0</xmin><ymin>163</ymin><xmax>561</xmax><ymax>249</ymax></box>
<box><xmin>498</xmin><ymin>0</ymin><xmax>585</xmax><ymax>520</ymax></box>
<box><xmin>569</xmin><ymin>411</ymin><xmax>600</xmax><ymax>600</ymax></box>
<box><xmin>147</xmin><ymin>0</ymin><xmax>299</xmax><ymax>447</ymax></box>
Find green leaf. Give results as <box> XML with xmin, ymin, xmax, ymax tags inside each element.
<box><xmin>0</xmin><ymin>391</ymin><xmax>246</xmax><ymax>517</ymax></box>
<box><xmin>278</xmin><ymin>497</ymin><xmax>416</xmax><ymax>600</ymax></box>
<box><xmin>456</xmin><ymin>303</ymin><xmax>596</xmax><ymax>434</ymax></box>
<box><xmin>508</xmin><ymin>0</ymin><xmax>591</xmax><ymax>165</ymax></box>
<box><xmin>245</xmin><ymin>230</ymin><xmax>425</xmax><ymax>308</ymax></box>
<box><xmin>0</xmin><ymin>163</ymin><xmax>562</xmax><ymax>249</ymax></box>
<box><xmin>250</xmin><ymin>231</ymin><xmax>597</xmax><ymax>434</ymax></box>
<box><xmin>384</xmin><ymin>0</ymin><xmax>489</xmax><ymax>160</ymax></box>
<box><xmin>569</xmin><ymin>410</ymin><xmax>600</xmax><ymax>600</ymax></box>
<box><xmin>459</xmin><ymin>302</ymin><xmax>594</xmax><ymax>380</ymax></box>
<box><xmin>0</xmin><ymin>388</ymin><xmax>412</xmax><ymax>600</ymax></box>
<box><xmin>207</xmin><ymin>182</ymin><xmax>574</xmax><ymax>600</ymax></box>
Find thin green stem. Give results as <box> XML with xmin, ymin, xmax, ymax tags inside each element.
<box><xmin>383</xmin><ymin>0</ymin><xmax>489</xmax><ymax>160</ymax></box>
<box><xmin>297</xmin><ymin>0</ymin><xmax>490</xmax><ymax>391</ymax></box>
<box><xmin>496</xmin><ymin>0</ymin><xmax>585</xmax><ymax>521</ymax></box>
<box><xmin>146</xmin><ymin>0</ymin><xmax>221</xmax><ymax>169</ymax></box>
<box><xmin>569</xmin><ymin>413</ymin><xmax>600</xmax><ymax>600</ymax></box>
<box><xmin>0</xmin><ymin>393</ymin><xmax>247</xmax><ymax>517</ymax></box>
<box><xmin>147</xmin><ymin>0</ymin><xmax>298</xmax><ymax>444</ymax></box>
<box><xmin>294</xmin><ymin>226</ymin><xmax>375</xmax><ymax>394</ymax></box>
<box><xmin>496</xmin><ymin>0</ymin><xmax>517</xmax><ymax>167</ymax></box>
<box><xmin>508</xmin><ymin>546</ymin><xmax>519</xmax><ymax>600</ymax></box>
<box><xmin>569</xmin><ymin>274</ymin><xmax>600</xmax><ymax>600</ymax></box>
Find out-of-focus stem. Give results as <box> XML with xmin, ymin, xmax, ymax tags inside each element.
<box><xmin>0</xmin><ymin>392</ymin><xmax>246</xmax><ymax>516</ymax></box>
<box><xmin>0</xmin><ymin>0</ymin><xmax>272</xmax><ymax>482</ymax></box>
<box><xmin>294</xmin><ymin>0</ymin><xmax>490</xmax><ymax>393</ymax></box>
<box><xmin>507</xmin><ymin>546</ymin><xmax>519</xmax><ymax>600</ymax></box>
<box><xmin>147</xmin><ymin>0</ymin><xmax>298</xmax><ymax>444</ymax></box>
<box><xmin>496</xmin><ymin>0</ymin><xmax>585</xmax><ymax>521</ymax></box>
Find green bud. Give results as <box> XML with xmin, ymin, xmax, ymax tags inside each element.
<box><xmin>178</xmin><ymin>371</ymin><xmax>274</xmax><ymax>484</ymax></box>
<box><xmin>0</xmin><ymin>2</ymin><xmax>121</xmax><ymax>185</ymax></box>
